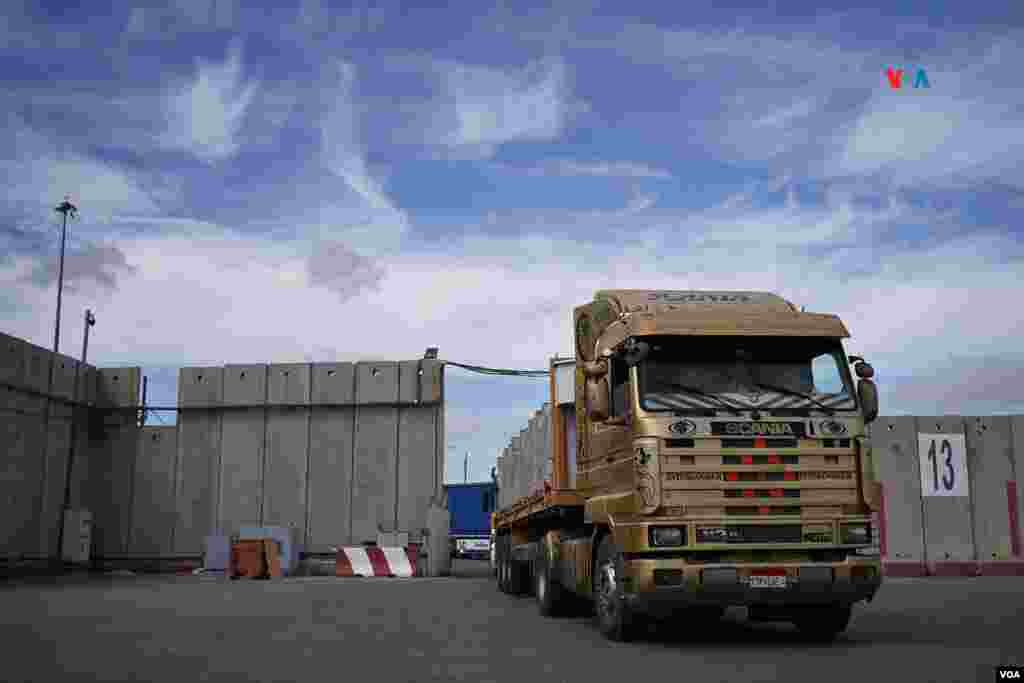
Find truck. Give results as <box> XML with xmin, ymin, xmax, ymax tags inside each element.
<box><xmin>446</xmin><ymin>482</ymin><xmax>498</xmax><ymax>560</ymax></box>
<box><xmin>491</xmin><ymin>290</ymin><xmax>883</xmax><ymax>641</ymax></box>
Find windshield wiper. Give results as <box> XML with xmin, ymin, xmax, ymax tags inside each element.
<box><xmin>753</xmin><ymin>382</ymin><xmax>836</xmax><ymax>415</ymax></box>
<box><xmin>657</xmin><ymin>382</ymin><xmax>747</xmax><ymax>416</ymax></box>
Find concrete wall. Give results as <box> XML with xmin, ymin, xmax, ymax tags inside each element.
<box><xmin>165</xmin><ymin>359</ymin><xmax>445</xmax><ymax>555</ymax></box>
<box><xmin>1</xmin><ymin>329</ymin><xmax>444</xmax><ymax>563</ymax></box>
<box><xmin>0</xmin><ymin>332</ymin><xmax>139</xmax><ymax>561</ymax></box>
<box><xmin>496</xmin><ymin>407</ymin><xmax>1024</xmax><ymax>576</ymax></box>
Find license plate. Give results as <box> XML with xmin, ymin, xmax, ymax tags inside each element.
<box><xmin>749</xmin><ymin>575</ymin><xmax>787</xmax><ymax>589</ymax></box>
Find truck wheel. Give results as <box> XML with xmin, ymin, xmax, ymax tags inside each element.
<box><xmin>792</xmin><ymin>605</ymin><xmax>853</xmax><ymax>641</ymax></box>
<box><xmin>509</xmin><ymin>557</ymin><xmax>530</xmax><ymax>596</ymax></box>
<box><xmin>536</xmin><ymin>556</ymin><xmax>565</xmax><ymax>617</ymax></box>
<box><xmin>497</xmin><ymin>538</ymin><xmax>510</xmax><ymax>593</ymax></box>
<box><xmin>594</xmin><ymin>536</ymin><xmax>636</xmax><ymax>642</ymax></box>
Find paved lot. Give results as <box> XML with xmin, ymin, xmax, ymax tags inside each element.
<box><xmin>3</xmin><ymin>560</ymin><xmax>1022</xmax><ymax>683</ymax></box>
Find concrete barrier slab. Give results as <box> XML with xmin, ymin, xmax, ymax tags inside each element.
<box><xmin>420</xmin><ymin>359</ymin><xmax>443</xmax><ymax>404</ymax></box>
<box><xmin>351</xmin><ymin>406</ymin><xmax>398</xmax><ymax>543</ymax></box>
<box><xmin>37</xmin><ymin>416</ymin><xmax>71</xmax><ymax>556</ymax></box>
<box><xmin>307</xmin><ymin>407</ymin><xmax>355</xmax><ymax>550</ymax></box>
<box><xmin>355</xmin><ymin>362</ymin><xmax>399</xmax><ymax>405</ymax></box>
<box><xmin>0</xmin><ymin>333</ymin><xmax>27</xmax><ymax>390</ymax></box>
<box><xmin>77</xmin><ymin>365</ymin><xmax>98</xmax><ymax>406</ymax></box>
<box><xmin>129</xmin><ymin>427</ymin><xmax>177</xmax><ymax>555</ymax></box>
<box><xmin>178</xmin><ymin>367</ymin><xmax>223</xmax><ymax>408</ymax></box>
<box><xmin>871</xmin><ymin>416</ymin><xmax>925</xmax><ymax>569</ymax></box>
<box><xmin>89</xmin><ymin>420</ymin><xmax>138</xmax><ymax>556</ymax></box>
<box><xmin>0</xmin><ymin>410</ymin><xmax>43</xmax><ymax>558</ymax></box>
<box><xmin>173</xmin><ymin>412</ymin><xmax>221</xmax><ymax>554</ymax></box>
<box><xmin>98</xmin><ymin>368</ymin><xmax>140</xmax><ymax>408</ymax></box>
<box><xmin>23</xmin><ymin>343</ymin><xmax>50</xmax><ymax>395</ymax></box>
<box><xmin>398</xmin><ymin>360</ymin><xmax>420</xmax><ymax>405</ymax></box>
<box><xmin>223</xmin><ymin>365</ymin><xmax>267</xmax><ymax>406</ymax></box>
<box><xmin>311</xmin><ymin>363</ymin><xmax>354</xmax><ymax>406</ymax></box>
<box><xmin>262</xmin><ymin>408</ymin><xmax>309</xmax><ymax>533</ymax></box>
<box><xmin>51</xmin><ymin>354</ymin><xmax>80</xmax><ymax>401</ymax></box>
<box><xmin>918</xmin><ymin>416</ymin><xmax>976</xmax><ymax>572</ymax></box>
<box><xmin>218</xmin><ymin>409</ymin><xmax>265</xmax><ymax>537</ymax></box>
<box><xmin>267</xmin><ymin>364</ymin><xmax>310</xmax><ymax>406</ymax></box>
<box><xmin>397</xmin><ymin>406</ymin><xmax>439</xmax><ymax>542</ymax></box>
<box><xmin>966</xmin><ymin>417</ymin><xmax>1016</xmax><ymax>563</ymax></box>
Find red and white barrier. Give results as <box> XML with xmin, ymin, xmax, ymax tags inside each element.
<box><xmin>336</xmin><ymin>545</ymin><xmax>418</xmax><ymax>577</ymax></box>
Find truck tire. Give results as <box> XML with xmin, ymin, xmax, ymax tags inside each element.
<box><xmin>496</xmin><ymin>536</ymin><xmax>508</xmax><ymax>592</ymax></box>
<box><xmin>792</xmin><ymin>605</ymin><xmax>853</xmax><ymax>641</ymax></box>
<box><xmin>594</xmin><ymin>536</ymin><xmax>636</xmax><ymax>642</ymax></box>
<box><xmin>535</xmin><ymin>555</ymin><xmax>566</xmax><ymax>617</ymax></box>
<box><xmin>509</xmin><ymin>556</ymin><xmax>530</xmax><ymax>596</ymax></box>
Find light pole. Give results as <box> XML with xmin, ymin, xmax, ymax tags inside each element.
<box><xmin>52</xmin><ymin>196</ymin><xmax>78</xmax><ymax>354</ymax></box>
<box><xmin>45</xmin><ymin>196</ymin><xmax>77</xmax><ymax>568</ymax></box>
<box><xmin>464</xmin><ymin>452</ymin><xmax>469</xmax><ymax>484</ymax></box>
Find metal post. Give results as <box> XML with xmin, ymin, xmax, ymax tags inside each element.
<box><xmin>140</xmin><ymin>376</ymin><xmax>148</xmax><ymax>427</ymax></box>
<box><xmin>464</xmin><ymin>452</ymin><xmax>468</xmax><ymax>484</ymax></box>
<box><xmin>81</xmin><ymin>309</ymin><xmax>93</xmax><ymax>368</ymax></box>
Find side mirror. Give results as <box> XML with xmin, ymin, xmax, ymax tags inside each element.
<box><xmin>854</xmin><ymin>361</ymin><xmax>874</xmax><ymax>379</ymax></box>
<box><xmin>858</xmin><ymin>379</ymin><xmax>879</xmax><ymax>423</ymax></box>
<box><xmin>622</xmin><ymin>339</ymin><xmax>650</xmax><ymax>367</ymax></box>
<box><xmin>586</xmin><ymin>376</ymin><xmax>610</xmax><ymax>422</ymax></box>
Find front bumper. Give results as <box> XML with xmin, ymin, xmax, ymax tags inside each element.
<box><xmin>620</xmin><ymin>557</ymin><xmax>881</xmax><ymax>616</ymax></box>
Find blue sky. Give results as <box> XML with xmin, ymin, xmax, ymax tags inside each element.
<box><xmin>2</xmin><ymin>1</ymin><xmax>1023</xmax><ymax>484</ymax></box>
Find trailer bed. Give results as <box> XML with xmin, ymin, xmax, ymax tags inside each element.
<box><xmin>493</xmin><ymin>489</ymin><xmax>586</xmax><ymax>528</ymax></box>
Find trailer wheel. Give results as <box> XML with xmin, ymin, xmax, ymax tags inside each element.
<box><xmin>535</xmin><ymin>555</ymin><xmax>566</xmax><ymax>617</ymax></box>
<box><xmin>594</xmin><ymin>536</ymin><xmax>636</xmax><ymax>642</ymax></box>
<box><xmin>792</xmin><ymin>605</ymin><xmax>853</xmax><ymax>641</ymax></box>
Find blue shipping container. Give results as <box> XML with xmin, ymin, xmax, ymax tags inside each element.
<box><xmin>446</xmin><ymin>482</ymin><xmax>498</xmax><ymax>558</ymax></box>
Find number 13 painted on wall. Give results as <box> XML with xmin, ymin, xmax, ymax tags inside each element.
<box><xmin>917</xmin><ymin>433</ymin><xmax>969</xmax><ymax>497</ymax></box>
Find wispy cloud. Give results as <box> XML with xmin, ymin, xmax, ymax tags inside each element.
<box><xmin>315</xmin><ymin>60</ymin><xmax>408</xmax><ymax>254</ymax></box>
<box><xmin>0</xmin><ymin>114</ymin><xmax>167</xmax><ymax>222</ymax></box>
<box><xmin>502</xmin><ymin>158</ymin><xmax>673</xmax><ymax>178</ymax></box>
<box><xmin>159</xmin><ymin>40</ymin><xmax>258</xmax><ymax>163</ymax></box>
<box><xmin>826</xmin><ymin>36</ymin><xmax>1024</xmax><ymax>188</ymax></box>
<box><xmin>428</xmin><ymin>58</ymin><xmax>579</xmax><ymax>157</ymax></box>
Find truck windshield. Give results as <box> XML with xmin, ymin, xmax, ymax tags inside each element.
<box><xmin>637</xmin><ymin>335</ymin><xmax>857</xmax><ymax>414</ymax></box>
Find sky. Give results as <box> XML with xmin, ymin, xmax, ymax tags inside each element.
<box><xmin>2</xmin><ymin>1</ymin><xmax>1023</xmax><ymax>485</ymax></box>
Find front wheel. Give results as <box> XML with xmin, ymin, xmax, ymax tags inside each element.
<box><xmin>792</xmin><ymin>605</ymin><xmax>853</xmax><ymax>641</ymax></box>
<box><xmin>594</xmin><ymin>536</ymin><xmax>636</xmax><ymax>642</ymax></box>
<box><xmin>497</xmin><ymin>537</ymin><xmax>510</xmax><ymax>593</ymax></box>
<box><xmin>536</xmin><ymin>556</ymin><xmax>566</xmax><ymax>617</ymax></box>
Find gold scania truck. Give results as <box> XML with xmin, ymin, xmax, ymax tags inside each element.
<box><xmin>492</xmin><ymin>290</ymin><xmax>883</xmax><ymax>641</ymax></box>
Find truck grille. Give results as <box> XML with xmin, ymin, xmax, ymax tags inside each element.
<box><xmin>659</xmin><ymin>438</ymin><xmax>861</xmax><ymax>519</ymax></box>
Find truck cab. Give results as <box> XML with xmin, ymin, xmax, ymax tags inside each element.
<box><xmin>493</xmin><ymin>290</ymin><xmax>883</xmax><ymax>642</ymax></box>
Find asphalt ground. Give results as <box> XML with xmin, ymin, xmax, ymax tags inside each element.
<box><xmin>2</xmin><ymin>560</ymin><xmax>1022</xmax><ymax>683</ymax></box>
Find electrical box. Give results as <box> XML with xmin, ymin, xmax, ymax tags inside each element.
<box><xmin>62</xmin><ymin>509</ymin><xmax>92</xmax><ymax>563</ymax></box>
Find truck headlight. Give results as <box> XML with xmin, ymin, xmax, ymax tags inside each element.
<box><xmin>842</xmin><ymin>524</ymin><xmax>871</xmax><ymax>545</ymax></box>
<box><xmin>649</xmin><ymin>526</ymin><xmax>686</xmax><ymax>547</ymax></box>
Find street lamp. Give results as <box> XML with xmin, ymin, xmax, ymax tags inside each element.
<box><xmin>52</xmin><ymin>195</ymin><xmax>78</xmax><ymax>354</ymax></box>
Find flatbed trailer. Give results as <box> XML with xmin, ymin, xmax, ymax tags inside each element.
<box><xmin>491</xmin><ymin>290</ymin><xmax>884</xmax><ymax>641</ymax></box>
